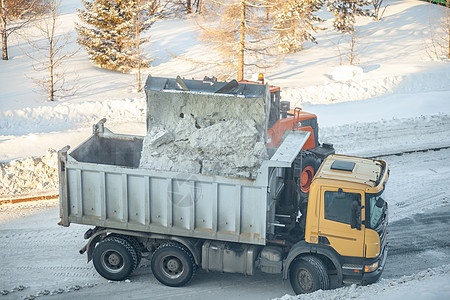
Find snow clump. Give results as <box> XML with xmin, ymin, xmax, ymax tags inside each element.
<box><xmin>332</xmin><ymin>65</ymin><xmax>363</xmax><ymax>82</ymax></box>
<box><xmin>0</xmin><ymin>149</ymin><xmax>59</xmax><ymax>198</ymax></box>
<box><xmin>139</xmin><ymin>115</ymin><xmax>267</xmax><ymax>178</ymax></box>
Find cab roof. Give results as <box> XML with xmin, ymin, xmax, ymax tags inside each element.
<box><xmin>316</xmin><ymin>154</ymin><xmax>385</xmax><ymax>188</ymax></box>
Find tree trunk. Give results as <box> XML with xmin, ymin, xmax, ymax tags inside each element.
<box><xmin>237</xmin><ymin>0</ymin><xmax>245</xmax><ymax>81</ymax></box>
<box><xmin>186</xmin><ymin>0</ymin><xmax>191</xmax><ymax>14</ymax></box>
<box><xmin>50</xmin><ymin>3</ymin><xmax>55</xmax><ymax>101</ymax></box>
<box><xmin>349</xmin><ymin>28</ymin><xmax>355</xmax><ymax>65</ymax></box>
<box><xmin>50</xmin><ymin>65</ymin><xmax>54</xmax><ymax>101</ymax></box>
<box><xmin>136</xmin><ymin>8</ymin><xmax>141</xmax><ymax>92</ymax></box>
<box><xmin>49</xmin><ymin>41</ymin><xmax>54</xmax><ymax>101</ymax></box>
<box><xmin>1</xmin><ymin>0</ymin><xmax>8</xmax><ymax>60</ymax></box>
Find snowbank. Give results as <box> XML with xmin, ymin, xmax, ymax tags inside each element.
<box><xmin>0</xmin><ymin>98</ymin><xmax>146</xmax><ymax>136</ymax></box>
<box><xmin>320</xmin><ymin>113</ymin><xmax>450</xmax><ymax>157</ymax></box>
<box><xmin>282</xmin><ymin>68</ymin><xmax>450</xmax><ymax>106</ymax></box>
<box><xmin>332</xmin><ymin>65</ymin><xmax>363</xmax><ymax>82</ymax></box>
<box><xmin>275</xmin><ymin>264</ymin><xmax>450</xmax><ymax>300</ymax></box>
<box><xmin>0</xmin><ymin>149</ymin><xmax>58</xmax><ymax>199</ymax></box>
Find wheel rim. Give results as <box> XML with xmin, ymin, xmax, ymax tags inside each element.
<box><xmin>161</xmin><ymin>255</ymin><xmax>184</xmax><ymax>279</ymax></box>
<box><xmin>101</xmin><ymin>250</ymin><xmax>124</xmax><ymax>274</ymax></box>
<box><xmin>300</xmin><ymin>166</ymin><xmax>314</xmax><ymax>193</ymax></box>
<box><xmin>297</xmin><ymin>269</ymin><xmax>314</xmax><ymax>292</ymax></box>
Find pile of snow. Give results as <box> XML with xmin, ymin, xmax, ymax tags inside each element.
<box><xmin>0</xmin><ymin>98</ymin><xmax>146</xmax><ymax>136</ymax></box>
<box><xmin>320</xmin><ymin>113</ymin><xmax>450</xmax><ymax>157</ymax></box>
<box><xmin>0</xmin><ymin>149</ymin><xmax>58</xmax><ymax>199</ymax></box>
<box><xmin>275</xmin><ymin>264</ymin><xmax>450</xmax><ymax>300</ymax></box>
<box><xmin>332</xmin><ymin>65</ymin><xmax>363</xmax><ymax>82</ymax></box>
<box><xmin>140</xmin><ymin>116</ymin><xmax>267</xmax><ymax>178</ymax></box>
<box><xmin>282</xmin><ymin>67</ymin><xmax>450</xmax><ymax>106</ymax></box>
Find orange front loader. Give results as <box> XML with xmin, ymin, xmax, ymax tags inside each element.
<box><xmin>242</xmin><ymin>74</ymin><xmax>335</xmax><ymax>216</ymax></box>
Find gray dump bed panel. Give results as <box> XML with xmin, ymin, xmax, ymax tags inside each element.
<box><xmin>58</xmin><ymin>124</ymin><xmax>309</xmax><ymax>246</ymax></box>
<box><xmin>59</xmin><ymin>131</ymin><xmax>269</xmax><ymax>246</ymax></box>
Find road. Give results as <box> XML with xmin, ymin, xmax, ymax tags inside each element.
<box><xmin>383</xmin><ymin>205</ymin><xmax>450</xmax><ymax>280</ymax></box>
<box><xmin>0</xmin><ymin>150</ymin><xmax>449</xmax><ymax>299</ymax></box>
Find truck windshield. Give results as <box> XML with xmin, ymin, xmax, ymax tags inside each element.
<box><xmin>367</xmin><ymin>193</ymin><xmax>386</xmax><ymax>229</ymax></box>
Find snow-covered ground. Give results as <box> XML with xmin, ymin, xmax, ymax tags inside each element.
<box><xmin>277</xmin><ymin>265</ymin><xmax>450</xmax><ymax>300</ymax></box>
<box><xmin>1</xmin><ymin>0</ymin><xmax>450</xmax><ymax>299</ymax></box>
<box><xmin>0</xmin><ymin>185</ymin><xmax>449</xmax><ymax>299</ymax></box>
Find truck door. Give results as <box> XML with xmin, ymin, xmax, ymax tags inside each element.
<box><xmin>318</xmin><ymin>187</ymin><xmax>365</xmax><ymax>260</ymax></box>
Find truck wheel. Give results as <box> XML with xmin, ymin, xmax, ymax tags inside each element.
<box><xmin>295</xmin><ymin>151</ymin><xmax>319</xmax><ymax>205</ymax></box>
<box><xmin>289</xmin><ymin>255</ymin><xmax>329</xmax><ymax>294</ymax></box>
<box><xmin>151</xmin><ymin>241</ymin><xmax>196</xmax><ymax>287</ymax></box>
<box><xmin>92</xmin><ymin>236</ymin><xmax>137</xmax><ymax>281</ymax></box>
<box><xmin>108</xmin><ymin>234</ymin><xmax>142</xmax><ymax>270</ymax></box>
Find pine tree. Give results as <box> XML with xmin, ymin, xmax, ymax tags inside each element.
<box><xmin>327</xmin><ymin>0</ymin><xmax>373</xmax><ymax>33</ymax></box>
<box><xmin>76</xmin><ymin>0</ymin><xmax>162</xmax><ymax>73</ymax></box>
<box><xmin>273</xmin><ymin>0</ymin><xmax>324</xmax><ymax>53</ymax></box>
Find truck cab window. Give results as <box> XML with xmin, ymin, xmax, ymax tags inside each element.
<box><xmin>324</xmin><ymin>191</ymin><xmax>361</xmax><ymax>225</ymax></box>
<box><xmin>367</xmin><ymin>193</ymin><xmax>386</xmax><ymax>229</ymax></box>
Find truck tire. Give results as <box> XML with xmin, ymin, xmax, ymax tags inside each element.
<box><xmin>289</xmin><ymin>255</ymin><xmax>329</xmax><ymax>294</ymax></box>
<box><xmin>92</xmin><ymin>236</ymin><xmax>137</xmax><ymax>281</ymax></box>
<box><xmin>295</xmin><ymin>151</ymin><xmax>319</xmax><ymax>212</ymax></box>
<box><xmin>107</xmin><ymin>234</ymin><xmax>142</xmax><ymax>270</ymax></box>
<box><xmin>151</xmin><ymin>241</ymin><xmax>196</xmax><ymax>287</ymax></box>
<box><xmin>299</xmin><ymin>152</ymin><xmax>318</xmax><ymax>194</ymax></box>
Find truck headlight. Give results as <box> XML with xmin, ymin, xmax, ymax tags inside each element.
<box><xmin>364</xmin><ymin>261</ymin><xmax>379</xmax><ymax>272</ymax></box>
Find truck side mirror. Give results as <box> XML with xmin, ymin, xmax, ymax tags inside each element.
<box><xmin>375</xmin><ymin>197</ymin><xmax>385</xmax><ymax>208</ymax></box>
<box><xmin>351</xmin><ymin>200</ymin><xmax>361</xmax><ymax>230</ymax></box>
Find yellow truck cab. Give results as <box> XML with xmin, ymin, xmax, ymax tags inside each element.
<box><xmin>283</xmin><ymin>154</ymin><xmax>389</xmax><ymax>293</ymax></box>
<box><xmin>310</xmin><ymin>155</ymin><xmax>388</xmax><ymax>282</ymax></box>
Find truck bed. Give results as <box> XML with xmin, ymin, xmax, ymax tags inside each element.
<box><xmin>58</xmin><ymin>122</ymin><xmax>309</xmax><ymax>246</ymax></box>
<box><xmin>58</xmin><ymin>129</ymin><xmax>272</xmax><ymax>246</ymax></box>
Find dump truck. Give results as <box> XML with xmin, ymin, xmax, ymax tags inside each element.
<box><xmin>58</xmin><ymin>76</ymin><xmax>389</xmax><ymax>294</ymax></box>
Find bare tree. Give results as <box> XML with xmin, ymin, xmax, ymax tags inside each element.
<box><xmin>177</xmin><ymin>0</ymin><xmax>203</xmax><ymax>13</ymax></box>
<box><xmin>326</xmin><ymin>1</ymin><xmax>372</xmax><ymax>66</ymax></box>
<box><xmin>372</xmin><ymin>0</ymin><xmax>387</xmax><ymax>21</ymax></box>
<box><xmin>440</xmin><ymin>0</ymin><xmax>450</xmax><ymax>59</ymax></box>
<box><xmin>131</xmin><ymin>0</ymin><xmax>167</xmax><ymax>91</ymax></box>
<box><xmin>1</xmin><ymin>0</ymin><xmax>44</xmax><ymax>60</ymax></box>
<box><xmin>333</xmin><ymin>28</ymin><xmax>359</xmax><ymax>66</ymax></box>
<box><xmin>426</xmin><ymin>0</ymin><xmax>450</xmax><ymax>60</ymax></box>
<box><xmin>134</xmin><ymin>0</ymin><xmax>146</xmax><ymax>92</ymax></box>
<box><xmin>26</xmin><ymin>0</ymin><xmax>78</xmax><ymax>101</ymax></box>
<box><xmin>447</xmin><ymin>2</ymin><xmax>450</xmax><ymax>58</ymax></box>
<box><xmin>196</xmin><ymin>0</ymin><xmax>275</xmax><ymax>81</ymax></box>
<box><xmin>337</xmin><ymin>27</ymin><xmax>360</xmax><ymax>65</ymax></box>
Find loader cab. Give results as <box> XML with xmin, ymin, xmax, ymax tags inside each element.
<box><xmin>239</xmin><ymin>74</ymin><xmax>281</xmax><ymax>128</ymax></box>
<box><xmin>239</xmin><ymin>74</ymin><xmax>319</xmax><ymax>151</ymax></box>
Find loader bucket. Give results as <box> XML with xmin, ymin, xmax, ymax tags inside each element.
<box><xmin>142</xmin><ymin>76</ymin><xmax>271</xmax><ymax>178</ymax></box>
<box><xmin>144</xmin><ymin>76</ymin><xmax>270</xmax><ymax>140</ymax></box>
